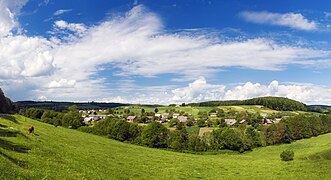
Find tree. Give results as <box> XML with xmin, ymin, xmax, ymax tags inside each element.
<box><xmin>62</xmin><ymin>106</ymin><xmax>82</xmax><ymax>129</ymax></box>
<box><xmin>141</xmin><ymin>122</ymin><xmax>169</xmax><ymax>148</ymax></box>
<box><xmin>154</xmin><ymin>108</ymin><xmax>159</xmax><ymax>113</ymax></box>
<box><xmin>141</xmin><ymin>108</ymin><xmax>145</xmax><ymax>115</ymax></box>
<box><xmin>280</xmin><ymin>150</ymin><xmax>294</xmax><ymax>161</ymax></box>
<box><xmin>187</xmin><ymin>134</ymin><xmax>208</xmax><ymax>152</ymax></box>
<box><xmin>197</xmin><ymin>119</ymin><xmax>206</xmax><ymax>127</ymax></box>
<box><xmin>169</xmin><ymin>126</ymin><xmax>189</xmax><ymax>151</ymax></box>
<box><xmin>168</xmin><ymin>118</ymin><xmax>179</xmax><ymax>127</ymax></box>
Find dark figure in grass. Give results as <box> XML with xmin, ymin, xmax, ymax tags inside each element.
<box><xmin>28</xmin><ymin>125</ymin><xmax>34</xmax><ymax>134</ymax></box>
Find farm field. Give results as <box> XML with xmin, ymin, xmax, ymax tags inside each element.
<box><xmin>114</xmin><ymin>105</ymin><xmax>281</xmax><ymax>116</ymax></box>
<box><xmin>1</xmin><ymin>115</ymin><xmax>331</xmax><ymax>179</ymax></box>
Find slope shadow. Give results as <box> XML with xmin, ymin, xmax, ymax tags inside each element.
<box><xmin>0</xmin><ymin>114</ymin><xmax>19</xmax><ymax>123</ymax></box>
<box><xmin>0</xmin><ymin>138</ymin><xmax>30</xmax><ymax>153</ymax></box>
<box><xmin>0</xmin><ymin>128</ymin><xmax>20</xmax><ymax>137</ymax></box>
<box><xmin>0</xmin><ymin>151</ymin><xmax>28</xmax><ymax>168</ymax></box>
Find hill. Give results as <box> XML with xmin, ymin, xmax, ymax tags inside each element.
<box><xmin>0</xmin><ymin>88</ymin><xmax>17</xmax><ymax>114</ymax></box>
<box><xmin>1</xmin><ymin>115</ymin><xmax>331</xmax><ymax>179</ymax></box>
<box><xmin>188</xmin><ymin>96</ymin><xmax>307</xmax><ymax>111</ymax></box>
<box><xmin>16</xmin><ymin>101</ymin><xmax>128</xmax><ymax>112</ymax></box>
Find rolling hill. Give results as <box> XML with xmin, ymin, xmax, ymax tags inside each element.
<box><xmin>1</xmin><ymin>115</ymin><xmax>331</xmax><ymax>179</ymax></box>
<box><xmin>188</xmin><ymin>96</ymin><xmax>307</xmax><ymax>111</ymax></box>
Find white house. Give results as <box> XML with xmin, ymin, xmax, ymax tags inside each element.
<box><xmin>173</xmin><ymin>113</ymin><xmax>180</xmax><ymax>119</ymax></box>
<box><xmin>178</xmin><ymin>116</ymin><xmax>188</xmax><ymax>123</ymax></box>
<box><xmin>225</xmin><ymin>119</ymin><xmax>237</xmax><ymax>126</ymax></box>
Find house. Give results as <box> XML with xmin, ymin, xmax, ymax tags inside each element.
<box><xmin>155</xmin><ymin>113</ymin><xmax>161</xmax><ymax>117</ymax></box>
<box><xmin>239</xmin><ymin>119</ymin><xmax>248</xmax><ymax>125</ymax></box>
<box><xmin>260</xmin><ymin>113</ymin><xmax>268</xmax><ymax>118</ymax></box>
<box><xmin>173</xmin><ymin>113</ymin><xmax>180</xmax><ymax>119</ymax></box>
<box><xmin>262</xmin><ymin>119</ymin><xmax>273</xmax><ymax>125</ymax></box>
<box><xmin>127</xmin><ymin>116</ymin><xmax>137</xmax><ymax>123</ymax></box>
<box><xmin>156</xmin><ymin>118</ymin><xmax>167</xmax><ymax>123</ymax></box>
<box><xmin>225</xmin><ymin>119</ymin><xmax>237</xmax><ymax>126</ymax></box>
<box><xmin>83</xmin><ymin>117</ymin><xmax>94</xmax><ymax>123</ymax></box>
<box><xmin>178</xmin><ymin>116</ymin><xmax>188</xmax><ymax>123</ymax></box>
<box><xmin>273</xmin><ymin>118</ymin><xmax>282</xmax><ymax>124</ymax></box>
<box><xmin>162</xmin><ymin>113</ymin><xmax>169</xmax><ymax>119</ymax></box>
<box><xmin>210</xmin><ymin>113</ymin><xmax>217</xmax><ymax>117</ymax></box>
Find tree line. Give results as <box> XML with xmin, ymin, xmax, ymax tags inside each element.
<box><xmin>188</xmin><ymin>96</ymin><xmax>307</xmax><ymax>111</ymax></box>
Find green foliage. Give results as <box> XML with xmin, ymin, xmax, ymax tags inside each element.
<box><xmin>141</xmin><ymin>122</ymin><xmax>169</xmax><ymax>148</ymax></box>
<box><xmin>0</xmin><ymin>88</ymin><xmax>17</xmax><ymax>114</ymax></box>
<box><xmin>168</xmin><ymin>118</ymin><xmax>179</xmax><ymax>127</ymax></box>
<box><xmin>169</xmin><ymin>127</ymin><xmax>189</xmax><ymax>151</ymax></box>
<box><xmin>188</xmin><ymin>96</ymin><xmax>307</xmax><ymax>111</ymax></box>
<box><xmin>280</xmin><ymin>150</ymin><xmax>294</xmax><ymax>161</ymax></box>
<box><xmin>25</xmin><ymin>108</ymin><xmax>45</xmax><ymax>119</ymax></box>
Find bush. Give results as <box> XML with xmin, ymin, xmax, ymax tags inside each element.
<box><xmin>280</xmin><ymin>149</ymin><xmax>294</xmax><ymax>161</ymax></box>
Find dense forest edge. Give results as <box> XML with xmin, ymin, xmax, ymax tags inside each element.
<box><xmin>188</xmin><ymin>96</ymin><xmax>308</xmax><ymax>111</ymax></box>
<box><xmin>14</xmin><ymin>96</ymin><xmax>331</xmax><ymax>113</ymax></box>
<box><xmin>0</xmin><ymin>88</ymin><xmax>17</xmax><ymax>114</ymax></box>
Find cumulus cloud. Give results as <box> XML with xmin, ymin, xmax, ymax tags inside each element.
<box><xmin>101</xmin><ymin>78</ymin><xmax>331</xmax><ymax>105</ymax></box>
<box><xmin>240</xmin><ymin>11</ymin><xmax>317</xmax><ymax>31</ymax></box>
<box><xmin>54</xmin><ymin>20</ymin><xmax>86</xmax><ymax>34</ymax></box>
<box><xmin>0</xmin><ymin>35</ymin><xmax>55</xmax><ymax>79</ymax></box>
<box><xmin>48</xmin><ymin>79</ymin><xmax>76</xmax><ymax>88</ymax></box>
<box><xmin>53</xmin><ymin>9</ymin><xmax>72</xmax><ymax>16</ymax></box>
<box><xmin>52</xmin><ymin>5</ymin><xmax>329</xmax><ymax>83</ymax></box>
<box><xmin>172</xmin><ymin>77</ymin><xmax>225</xmax><ymax>102</ymax></box>
<box><xmin>0</xmin><ymin>0</ymin><xmax>27</xmax><ymax>37</ymax></box>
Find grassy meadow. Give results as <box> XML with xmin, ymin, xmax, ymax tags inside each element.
<box><xmin>0</xmin><ymin>115</ymin><xmax>331</xmax><ymax>179</ymax></box>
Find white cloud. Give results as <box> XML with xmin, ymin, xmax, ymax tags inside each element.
<box><xmin>100</xmin><ymin>78</ymin><xmax>331</xmax><ymax>105</ymax></box>
<box><xmin>223</xmin><ymin>80</ymin><xmax>331</xmax><ymax>105</ymax></box>
<box><xmin>0</xmin><ymin>0</ymin><xmax>28</xmax><ymax>37</ymax></box>
<box><xmin>53</xmin><ymin>9</ymin><xmax>72</xmax><ymax>16</ymax></box>
<box><xmin>172</xmin><ymin>77</ymin><xmax>225</xmax><ymax>102</ymax></box>
<box><xmin>48</xmin><ymin>79</ymin><xmax>76</xmax><ymax>88</ymax></box>
<box><xmin>0</xmin><ymin>35</ymin><xmax>55</xmax><ymax>79</ymax></box>
<box><xmin>54</xmin><ymin>20</ymin><xmax>87</xmax><ymax>35</ymax></box>
<box><xmin>240</xmin><ymin>11</ymin><xmax>317</xmax><ymax>31</ymax></box>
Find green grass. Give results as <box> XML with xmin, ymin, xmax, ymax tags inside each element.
<box><xmin>1</xmin><ymin>115</ymin><xmax>331</xmax><ymax>179</ymax></box>
<box><xmin>186</xmin><ymin>126</ymin><xmax>200</xmax><ymax>135</ymax></box>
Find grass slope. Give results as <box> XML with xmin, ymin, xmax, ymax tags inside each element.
<box><xmin>1</xmin><ymin>115</ymin><xmax>331</xmax><ymax>179</ymax></box>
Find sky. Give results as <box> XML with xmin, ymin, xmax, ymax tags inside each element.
<box><xmin>1</xmin><ymin>0</ymin><xmax>331</xmax><ymax>105</ymax></box>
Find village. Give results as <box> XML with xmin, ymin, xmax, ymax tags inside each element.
<box><xmin>79</xmin><ymin>106</ymin><xmax>285</xmax><ymax>128</ymax></box>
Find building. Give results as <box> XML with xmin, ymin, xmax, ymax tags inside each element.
<box><xmin>173</xmin><ymin>113</ymin><xmax>180</xmax><ymax>119</ymax></box>
<box><xmin>178</xmin><ymin>116</ymin><xmax>188</xmax><ymax>123</ymax></box>
<box><xmin>225</xmin><ymin>119</ymin><xmax>237</xmax><ymax>126</ymax></box>
<box><xmin>162</xmin><ymin>113</ymin><xmax>169</xmax><ymax>119</ymax></box>
<box><xmin>239</xmin><ymin>119</ymin><xmax>248</xmax><ymax>125</ymax></box>
<box><xmin>127</xmin><ymin>116</ymin><xmax>137</xmax><ymax>123</ymax></box>
<box><xmin>210</xmin><ymin>113</ymin><xmax>217</xmax><ymax>117</ymax></box>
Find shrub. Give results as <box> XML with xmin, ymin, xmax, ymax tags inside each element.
<box><xmin>280</xmin><ymin>149</ymin><xmax>294</xmax><ymax>161</ymax></box>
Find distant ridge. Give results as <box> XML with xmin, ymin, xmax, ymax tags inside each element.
<box><xmin>16</xmin><ymin>101</ymin><xmax>128</xmax><ymax>112</ymax></box>
<box><xmin>188</xmin><ymin>96</ymin><xmax>307</xmax><ymax>111</ymax></box>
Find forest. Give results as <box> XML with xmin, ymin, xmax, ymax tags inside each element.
<box><xmin>188</xmin><ymin>96</ymin><xmax>307</xmax><ymax>111</ymax></box>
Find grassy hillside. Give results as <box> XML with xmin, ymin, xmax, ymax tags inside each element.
<box><xmin>1</xmin><ymin>115</ymin><xmax>331</xmax><ymax>179</ymax></box>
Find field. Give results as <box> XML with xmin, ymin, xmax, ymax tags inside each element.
<box><xmin>1</xmin><ymin>115</ymin><xmax>331</xmax><ymax>179</ymax></box>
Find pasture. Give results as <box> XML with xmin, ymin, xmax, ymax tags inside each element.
<box><xmin>0</xmin><ymin>115</ymin><xmax>330</xmax><ymax>179</ymax></box>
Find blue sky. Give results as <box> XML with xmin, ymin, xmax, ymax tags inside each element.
<box><xmin>1</xmin><ymin>0</ymin><xmax>331</xmax><ymax>105</ymax></box>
